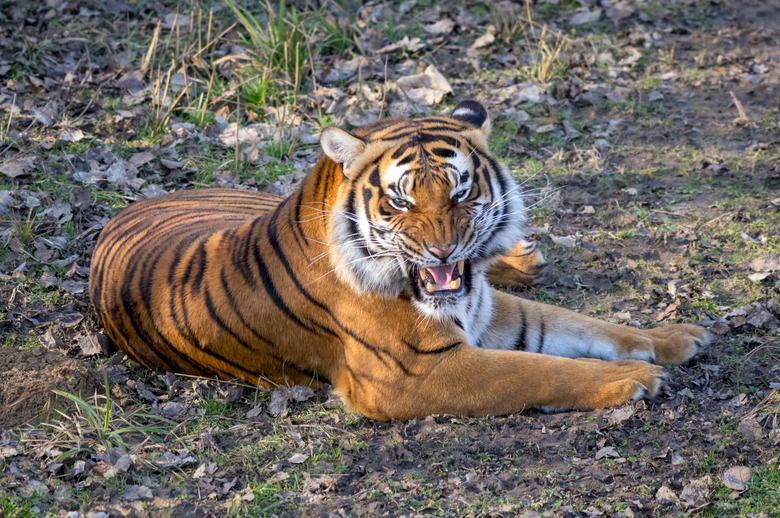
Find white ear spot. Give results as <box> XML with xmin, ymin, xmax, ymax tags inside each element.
<box><xmin>451</xmin><ymin>107</ymin><xmax>474</xmax><ymax>118</ymax></box>
<box><xmin>450</xmin><ymin>100</ymin><xmax>490</xmax><ymax>134</ymax></box>
<box><xmin>320</xmin><ymin>127</ymin><xmax>366</xmax><ymax>176</ymax></box>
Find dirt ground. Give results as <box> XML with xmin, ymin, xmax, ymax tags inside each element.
<box><xmin>0</xmin><ymin>347</ymin><xmax>101</xmax><ymax>429</ymax></box>
<box><xmin>1</xmin><ymin>0</ymin><xmax>779</xmax><ymax>516</ymax></box>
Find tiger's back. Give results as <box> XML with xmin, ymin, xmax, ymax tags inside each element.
<box><xmin>90</xmin><ymin>189</ymin><xmax>292</xmax><ymax>379</ymax></box>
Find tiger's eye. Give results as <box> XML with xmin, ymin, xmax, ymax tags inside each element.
<box><xmin>389</xmin><ymin>197</ymin><xmax>409</xmax><ymax>210</ymax></box>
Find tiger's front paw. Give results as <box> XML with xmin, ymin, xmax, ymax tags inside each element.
<box><xmin>583</xmin><ymin>359</ymin><xmax>665</xmax><ymax>409</ymax></box>
<box><xmin>644</xmin><ymin>324</ymin><xmax>710</xmax><ymax>365</ymax></box>
<box><xmin>487</xmin><ymin>239</ymin><xmax>546</xmax><ymax>287</ymax></box>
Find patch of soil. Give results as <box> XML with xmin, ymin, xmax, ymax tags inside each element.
<box><xmin>0</xmin><ymin>347</ymin><xmax>101</xmax><ymax>428</ymax></box>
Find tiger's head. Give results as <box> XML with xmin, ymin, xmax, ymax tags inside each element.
<box><xmin>319</xmin><ymin>100</ymin><xmax>527</xmax><ymax>320</ymax></box>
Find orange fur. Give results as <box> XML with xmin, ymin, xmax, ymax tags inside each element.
<box><xmin>90</xmin><ymin>102</ymin><xmax>707</xmax><ymax>420</ymax></box>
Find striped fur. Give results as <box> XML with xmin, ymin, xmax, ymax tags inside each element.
<box><xmin>90</xmin><ymin>101</ymin><xmax>708</xmax><ymax>420</ymax></box>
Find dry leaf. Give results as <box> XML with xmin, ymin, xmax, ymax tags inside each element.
<box><xmin>595</xmin><ymin>446</ymin><xmax>620</xmax><ymax>459</ymax></box>
<box><xmin>0</xmin><ymin>158</ymin><xmax>33</xmax><ymax>178</ymax></box>
<box><xmin>722</xmin><ymin>466</ymin><xmax>751</xmax><ymax>491</ymax></box>
<box><xmin>570</xmin><ymin>8</ymin><xmax>602</xmax><ymax>26</ymax></box>
<box><xmin>750</xmin><ymin>254</ymin><xmax>780</xmax><ymax>272</ymax></box>
<box><xmin>288</xmin><ymin>452</ymin><xmax>309</xmax><ymax>464</ymax></box>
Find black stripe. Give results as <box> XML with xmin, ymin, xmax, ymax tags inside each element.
<box><xmin>402</xmin><ymin>339</ymin><xmax>461</xmax><ymax>355</ymax></box>
<box><xmin>285</xmin><ymin>196</ymin><xmax>307</xmax><ymax>255</ymax></box>
<box><xmin>191</xmin><ymin>237</ymin><xmax>209</xmax><ymax>292</ymax></box>
<box><xmin>420</xmin><ymin>133</ymin><xmax>457</xmax><ymax>146</ymax></box>
<box><xmin>391</xmin><ymin>140</ymin><xmax>419</xmax><ymax>160</ymax></box>
<box><xmin>432</xmin><ymin>147</ymin><xmax>456</xmax><ymax>158</ymax></box>
<box><xmin>118</xmin><ymin>235</ymin><xmax>202</xmax><ymax>373</ymax></box>
<box><xmin>537</xmin><ymin>319</ymin><xmax>545</xmax><ymax>354</ymax></box>
<box><xmin>397</xmin><ymin>151</ymin><xmax>416</xmax><ymax>166</ymax></box>
<box><xmin>251</xmin><ymin>240</ymin><xmax>319</xmax><ymax>334</ymax></box>
<box><xmin>232</xmin><ymin>220</ymin><xmax>260</xmax><ymax>288</ymax></box>
<box><xmin>200</xmin><ymin>286</ymin><xmax>273</xmax><ymax>378</ymax></box>
<box><xmin>219</xmin><ymin>267</ymin><xmax>277</xmax><ymax>348</ymax></box>
<box><xmin>266</xmin><ymin>199</ymin><xmax>413</xmax><ymax>374</ymax></box>
<box><xmin>368</xmin><ymin>166</ymin><xmax>381</xmax><ymax>187</ymax></box>
<box><xmin>514</xmin><ymin>309</ymin><xmax>527</xmax><ymax>351</ymax></box>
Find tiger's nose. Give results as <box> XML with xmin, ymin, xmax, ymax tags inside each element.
<box><xmin>426</xmin><ymin>241</ymin><xmax>457</xmax><ymax>260</ymax></box>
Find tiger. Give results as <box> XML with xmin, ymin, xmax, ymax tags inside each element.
<box><xmin>89</xmin><ymin>100</ymin><xmax>708</xmax><ymax>421</ymax></box>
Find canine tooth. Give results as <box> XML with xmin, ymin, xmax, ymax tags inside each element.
<box><xmin>450</xmin><ymin>278</ymin><xmax>462</xmax><ymax>290</ymax></box>
<box><xmin>419</xmin><ymin>269</ymin><xmax>427</xmax><ymax>280</ymax></box>
<box><xmin>426</xmin><ymin>282</ymin><xmax>436</xmax><ymax>293</ymax></box>
<box><xmin>457</xmin><ymin>260</ymin><xmax>465</xmax><ymax>274</ymax></box>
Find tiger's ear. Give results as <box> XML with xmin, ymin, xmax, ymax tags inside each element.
<box><xmin>320</xmin><ymin>127</ymin><xmax>366</xmax><ymax>177</ymax></box>
<box><xmin>451</xmin><ymin>100</ymin><xmax>490</xmax><ymax>135</ymax></box>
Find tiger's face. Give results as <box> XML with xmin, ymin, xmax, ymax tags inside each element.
<box><xmin>320</xmin><ymin>101</ymin><xmax>527</xmax><ymax>320</ymax></box>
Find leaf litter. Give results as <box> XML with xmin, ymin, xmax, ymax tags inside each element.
<box><xmin>1</xmin><ymin>0</ymin><xmax>779</xmax><ymax>516</ymax></box>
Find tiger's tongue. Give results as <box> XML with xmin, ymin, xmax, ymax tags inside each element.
<box><xmin>426</xmin><ymin>263</ymin><xmax>457</xmax><ymax>290</ymax></box>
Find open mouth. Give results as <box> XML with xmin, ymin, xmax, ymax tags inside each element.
<box><xmin>417</xmin><ymin>260</ymin><xmax>466</xmax><ymax>294</ymax></box>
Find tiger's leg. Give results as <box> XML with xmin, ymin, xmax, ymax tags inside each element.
<box><xmin>484</xmin><ymin>290</ymin><xmax>709</xmax><ymax>365</ymax></box>
<box><xmin>335</xmin><ymin>334</ymin><xmax>666</xmax><ymax>421</ymax></box>
<box><xmin>487</xmin><ymin>238</ymin><xmax>546</xmax><ymax>287</ymax></box>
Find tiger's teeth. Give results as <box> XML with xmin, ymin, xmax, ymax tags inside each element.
<box><xmin>457</xmin><ymin>260</ymin><xmax>465</xmax><ymax>274</ymax></box>
<box><xmin>420</xmin><ymin>269</ymin><xmax>427</xmax><ymax>280</ymax></box>
<box><xmin>450</xmin><ymin>278</ymin><xmax>462</xmax><ymax>290</ymax></box>
<box><xmin>426</xmin><ymin>282</ymin><xmax>436</xmax><ymax>293</ymax></box>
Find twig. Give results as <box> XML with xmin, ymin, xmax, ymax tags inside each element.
<box><xmin>729</xmin><ymin>90</ymin><xmax>750</xmax><ymax>124</ymax></box>
<box><xmin>699</xmin><ymin>212</ymin><xmax>734</xmax><ymax>228</ymax></box>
